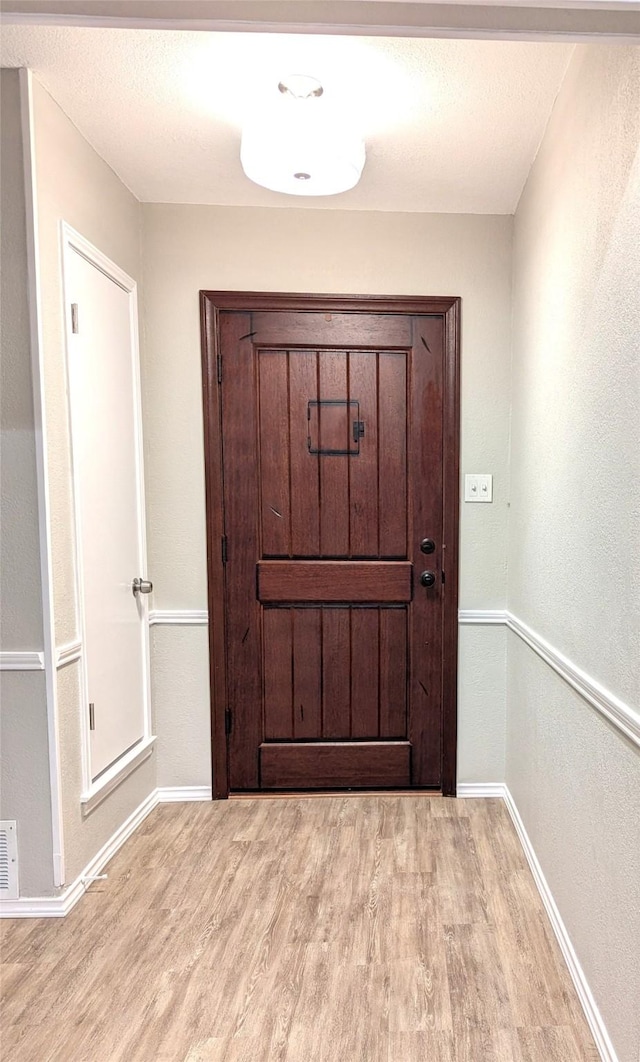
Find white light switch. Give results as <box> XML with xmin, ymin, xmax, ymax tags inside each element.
<box><xmin>465</xmin><ymin>474</ymin><xmax>493</xmax><ymax>502</ymax></box>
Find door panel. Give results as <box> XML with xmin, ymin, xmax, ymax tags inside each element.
<box><xmin>378</xmin><ymin>353</ymin><xmax>408</xmax><ymax>556</ymax></box>
<box><xmin>261</xmin><ymin>605</ymin><xmax>408</xmax><ymax>743</ymax></box>
<box><xmin>349</xmin><ymin>352</ymin><xmax>379</xmax><ymax>555</ymax></box>
<box><xmin>251</xmin><ymin>310</ymin><xmax>413</xmax><ymax>348</ymax></box>
<box><xmin>66</xmin><ymin>245</ymin><xmax>148</xmax><ymax>780</ymax></box>
<box><xmin>257</xmin><ymin>348</ymin><xmax>409</xmax><ymax>559</ymax></box>
<box><xmin>318</xmin><ymin>352</ymin><xmax>350</xmax><ymax>555</ymax></box>
<box><xmin>260</xmin><ymin>741</ymin><xmax>411</xmax><ymax>790</ymax></box>
<box><xmin>379</xmin><ymin>608</ymin><xmax>408</xmax><ymax>738</ymax></box>
<box><xmin>257</xmin><ymin>561</ymin><xmax>412</xmax><ymax>602</ymax></box>
<box><xmin>259</xmin><ymin>352</ymin><xmax>290</xmax><ymax>556</ymax></box>
<box><xmin>289</xmin><ymin>352</ymin><xmax>320</xmax><ymax>555</ymax></box>
<box><xmin>350</xmin><ymin>608</ymin><xmax>380</xmax><ymax>738</ymax></box>
<box><xmin>206</xmin><ymin>299</ymin><xmax>459</xmax><ymax>793</ymax></box>
<box><xmin>292</xmin><ymin>609</ymin><xmax>322</xmax><ymax>740</ymax></box>
<box><xmin>263</xmin><ymin>608</ymin><xmax>293</xmax><ymax>741</ymax></box>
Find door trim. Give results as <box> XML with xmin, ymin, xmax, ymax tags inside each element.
<box><xmin>200</xmin><ymin>291</ymin><xmax>461</xmax><ymax>797</ymax></box>
<box><xmin>60</xmin><ymin>222</ymin><xmax>153</xmax><ymax>809</ymax></box>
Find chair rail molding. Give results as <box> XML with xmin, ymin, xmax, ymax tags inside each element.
<box><xmin>506</xmin><ymin>612</ymin><xmax>640</xmax><ymax>748</ymax></box>
<box><xmin>458</xmin><ymin>608</ymin><xmax>508</xmax><ymax>625</ymax></box>
<box><xmin>55</xmin><ymin>640</ymin><xmax>82</xmax><ymax>669</ymax></box>
<box><xmin>458</xmin><ymin>609</ymin><xmax>639</xmax><ymax>749</ymax></box>
<box><xmin>0</xmin><ymin>651</ymin><xmax>45</xmax><ymax>670</ymax></box>
<box><xmin>149</xmin><ymin>609</ymin><xmax>209</xmax><ymax>625</ymax></box>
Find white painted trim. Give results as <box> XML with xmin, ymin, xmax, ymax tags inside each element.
<box><xmin>458</xmin><ymin>609</ymin><xmax>639</xmax><ymax>748</ymax></box>
<box><xmin>62</xmin><ymin>224</ymin><xmax>137</xmax><ymax>293</ymax></box>
<box><xmin>60</xmin><ymin>222</ymin><xmax>153</xmax><ymax>795</ymax></box>
<box><xmin>81</xmin><ymin>737</ymin><xmax>157</xmax><ymax>815</ymax></box>
<box><xmin>20</xmin><ymin>68</ymin><xmax>66</xmax><ymax>888</ymax></box>
<box><xmin>0</xmin><ymin>785</ymin><xmax>207</xmax><ymax>916</ymax></box>
<box><xmin>0</xmin><ymin>651</ymin><xmax>45</xmax><ymax>671</ymax></box>
<box><xmin>55</xmin><ymin>640</ymin><xmax>82</xmax><ymax>669</ymax></box>
<box><xmin>152</xmin><ymin>608</ymin><xmax>505</xmax><ymax>627</ymax></box>
<box><xmin>458</xmin><ymin>608</ymin><xmax>508</xmax><ymax>625</ymax></box>
<box><xmin>502</xmin><ymin>787</ymin><xmax>618</xmax><ymax>1062</ymax></box>
<box><xmin>507</xmin><ymin>613</ymin><xmax>640</xmax><ymax>749</ymax></box>
<box><xmin>0</xmin><ymin>788</ymin><xmax>158</xmax><ymax>919</ymax></box>
<box><xmin>149</xmin><ymin>609</ymin><xmax>209</xmax><ymax>626</ymax></box>
<box><xmin>456</xmin><ymin>782</ymin><xmax>508</xmax><ymax>797</ymax></box>
<box><xmin>156</xmin><ymin>785</ymin><xmax>212</xmax><ymax>802</ymax></box>
<box><xmin>457</xmin><ymin>781</ymin><xmax>617</xmax><ymax>1060</ymax></box>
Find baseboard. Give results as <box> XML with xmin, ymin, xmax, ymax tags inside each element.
<box><xmin>456</xmin><ymin>782</ymin><xmax>507</xmax><ymax>798</ymax></box>
<box><xmin>0</xmin><ymin>785</ymin><xmax>215</xmax><ymax>918</ymax></box>
<box><xmin>156</xmin><ymin>785</ymin><xmax>212</xmax><ymax>802</ymax></box>
<box><xmin>501</xmin><ymin>787</ymin><xmax>617</xmax><ymax>1062</ymax></box>
<box><xmin>0</xmin><ymin>789</ymin><xmax>159</xmax><ymax>918</ymax></box>
<box><xmin>458</xmin><ymin>780</ymin><xmax>616</xmax><ymax>1060</ymax></box>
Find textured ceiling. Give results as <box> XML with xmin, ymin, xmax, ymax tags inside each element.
<box><xmin>0</xmin><ymin>25</ymin><xmax>573</xmax><ymax>212</ymax></box>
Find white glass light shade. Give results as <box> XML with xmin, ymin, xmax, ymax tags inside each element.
<box><xmin>241</xmin><ymin>97</ymin><xmax>365</xmax><ymax>197</ymax></box>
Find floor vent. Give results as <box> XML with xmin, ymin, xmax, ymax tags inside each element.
<box><xmin>0</xmin><ymin>821</ymin><xmax>19</xmax><ymax>900</ymax></box>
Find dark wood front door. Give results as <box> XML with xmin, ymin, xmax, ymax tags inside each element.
<box><xmin>201</xmin><ymin>293</ymin><xmax>460</xmax><ymax>796</ymax></box>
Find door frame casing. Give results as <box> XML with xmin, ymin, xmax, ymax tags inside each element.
<box><xmin>200</xmin><ymin>291</ymin><xmax>461</xmax><ymax>797</ymax></box>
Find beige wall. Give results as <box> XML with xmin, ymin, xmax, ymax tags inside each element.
<box><xmin>31</xmin><ymin>78</ymin><xmax>155</xmax><ymax>887</ymax></box>
<box><xmin>508</xmin><ymin>44</ymin><xmax>640</xmax><ymax>1062</ymax></box>
<box><xmin>0</xmin><ymin>68</ymin><xmax>53</xmax><ymax>895</ymax></box>
<box><xmin>141</xmin><ymin>204</ymin><xmax>513</xmax><ymax>787</ymax></box>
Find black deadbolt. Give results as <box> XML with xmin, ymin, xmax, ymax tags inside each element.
<box><xmin>420</xmin><ymin>538</ymin><xmax>436</xmax><ymax>554</ymax></box>
<box><xmin>420</xmin><ymin>571</ymin><xmax>436</xmax><ymax>588</ymax></box>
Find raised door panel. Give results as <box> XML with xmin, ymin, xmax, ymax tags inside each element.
<box><xmin>262</xmin><ymin>606</ymin><xmax>408</xmax><ymax>743</ymax></box>
<box><xmin>257</xmin><ymin>348</ymin><xmax>408</xmax><ymax>560</ymax></box>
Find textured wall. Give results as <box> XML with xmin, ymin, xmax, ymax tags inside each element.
<box><xmin>31</xmin><ymin>78</ymin><xmax>155</xmax><ymax>887</ymax></box>
<box><xmin>0</xmin><ymin>70</ymin><xmax>43</xmax><ymax>651</ymax></box>
<box><xmin>508</xmin><ymin>44</ymin><xmax>640</xmax><ymax>1062</ymax></box>
<box><xmin>141</xmin><ymin>204</ymin><xmax>513</xmax><ymax>787</ymax></box>
<box><xmin>0</xmin><ymin>69</ymin><xmax>53</xmax><ymax>895</ymax></box>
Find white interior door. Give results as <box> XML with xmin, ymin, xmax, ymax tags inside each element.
<box><xmin>65</xmin><ymin>237</ymin><xmax>150</xmax><ymax>781</ymax></box>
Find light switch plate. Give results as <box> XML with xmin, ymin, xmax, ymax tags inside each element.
<box><xmin>464</xmin><ymin>473</ymin><xmax>493</xmax><ymax>502</ymax></box>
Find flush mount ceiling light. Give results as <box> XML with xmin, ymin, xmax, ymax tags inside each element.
<box><xmin>240</xmin><ymin>74</ymin><xmax>366</xmax><ymax>197</ymax></box>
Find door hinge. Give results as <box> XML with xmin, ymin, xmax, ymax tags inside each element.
<box><xmin>71</xmin><ymin>303</ymin><xmax>79</xmax><ymax>334</ymax></box>
<box><xmin>441</xmin><ymin>570</ymin><xmax>445</xmax><ymax>584</ymax></box>
<box><xmin>88</xmin><ymin>702</ymin><xmax>95</xmax><ymax>731</ymax></box>
<box><xmin>225</xmin><ymin>708</ymin><xmax>232</xmax><ymax>736</ymax></box>
<box><xmin>221</xmin><ymin>535</ymin><xmax>228</xmax><ymax>565</ymax></box>
<box><xmin>217</xmin><ymin>353</ymin><xmax>223</xmax><ymax>384</ymax></box>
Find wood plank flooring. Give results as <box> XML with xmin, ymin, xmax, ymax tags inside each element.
<box><xmin>0</xmin><ymin>797</ymin><xmax>598</xmax><ymax>1061</ymax></box>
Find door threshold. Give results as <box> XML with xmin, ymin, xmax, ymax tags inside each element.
<box><xmin>229</xmin><ymin>789</ymin><xmax>443</xmax><ymax>800</ymax></box>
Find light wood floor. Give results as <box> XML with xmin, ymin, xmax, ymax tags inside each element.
<box><xmin>1</xmin><ymin>796</ymin><xmax>598</xmax><ymax>1062</ymax></box>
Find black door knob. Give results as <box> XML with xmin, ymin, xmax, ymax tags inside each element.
<box><xmin>420</xmin><ymin>538</ymin><xmax>436</xmax><ymax>554</ymax></box>
<box><xmin>420</xmin><ymin>571</ymin><xmax>436</xmax><ymax>588</ymax></box>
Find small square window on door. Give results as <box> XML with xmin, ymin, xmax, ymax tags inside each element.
<box><xmin>307</xmin><ymin>399</ymin><xmax>364</xmax><ymax>456</ymax></box>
